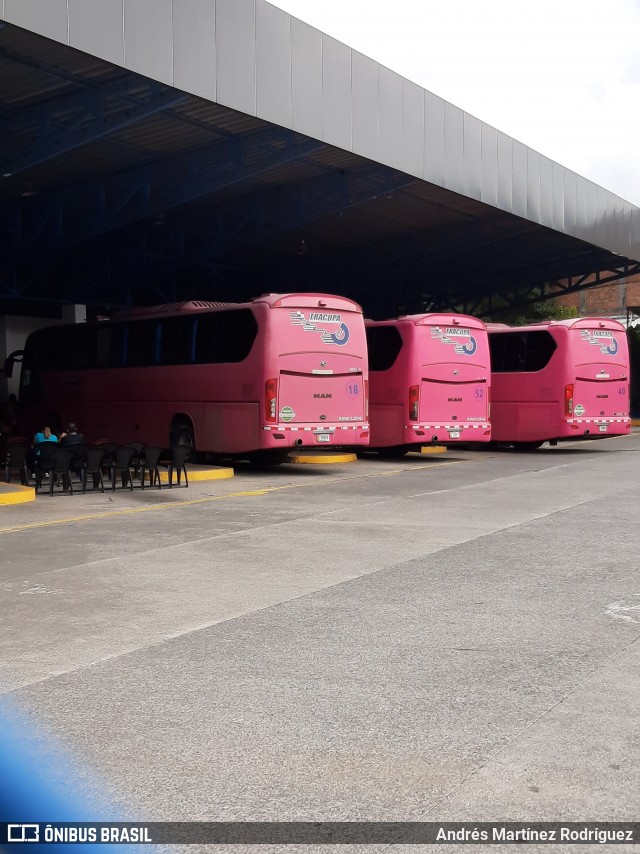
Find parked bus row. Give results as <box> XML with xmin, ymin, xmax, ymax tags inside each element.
<box><xmin>4</xmin><ymin>293</ymin><xmax>631</xmax><ymax>463</ymax></box>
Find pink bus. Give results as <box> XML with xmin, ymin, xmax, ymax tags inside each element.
<box><xmin>488</xmin><ymin>317</ymin><xmax>631</xmax><ymax>449</ymax></box>
<box><xmin>14</xmin><ymin>293</ymin><xmax>370</xmax><ymax>463</ymax></box>
<box><xmin>366</xmin><ymin>313</ymin><xmax>491</xmax><ymax>455</ymax></box>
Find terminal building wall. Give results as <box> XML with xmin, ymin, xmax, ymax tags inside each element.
<box><xmin>555</xmin><ymin>275</ymin><xmax>640</xmax><ymax>319</ymax></box>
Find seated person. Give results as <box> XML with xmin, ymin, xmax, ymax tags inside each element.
<box><xmin>34</xmin><ymin>425</ymin><xmax>58</xmax><ymax>445</ymax></box>
<box><xmin>31</xmin><ymin>424</ymin><xmax>58</xmax><ymax>477</ymax></box>
<box><xmin>59</xmin><ymin>422</ymin><xmax>85</xmax><ymax>448</ymax></box>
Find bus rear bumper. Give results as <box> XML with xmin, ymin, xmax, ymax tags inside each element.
<box><xmin>262</xmin><ymin>423</ymin><xmax>370</xmax><ymax>448</ymax></box>
<box><xmin>407</xmin><ymin>422</ymin><xmax>492</xmax><ymax>443</ymax></box>
<box><xmin>563</xmin><ymin>417</ymin><xmax>631</xmax><ymax>437</ymax></box>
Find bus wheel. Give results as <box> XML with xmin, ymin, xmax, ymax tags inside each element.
<box><xmin>377</xmin><ymin>445</ymin><xmax>409</xmax><ymax>458</ymax></box>
<box><xmin>512</xmin><ymin>441</ymin><xmax>544</xmax><ymax>452</ymax></box>
<box><xmin>170</xmin><ymin>420</ymin><xmax>195</xmax><ymax>459</ymax></box>
<box><xmin>247</xmin><ymin>450</ymin><xmax>288</xmax><ymax>467</ymax></box>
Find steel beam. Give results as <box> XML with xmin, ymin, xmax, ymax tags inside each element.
<box><xmin>0</xmin><ymin>77</ymin><xmax>187</xmax><ymax>177</ymax></box>
<box><xmin>1</xmin><ymin>128</ymin><xmax>326</xmax><ymax>267</ymax></box>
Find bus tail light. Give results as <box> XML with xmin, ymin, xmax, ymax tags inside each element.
<box><xmin>364</xmin><ymin>379</ymin><xmax>369</xmax><ymax>417</ymax></box>
<box><xmin>409</xmin><ymin>385</ymin><xmax>419</xmax><ymax>421</ymax></box>
<box><xmin>265</xmin><ymin>378</ymin><xmax>278</xmax><ymax>422</ymax></box>
<box><xmin>486</xmin><ymin>384</ymin><xmax>491</xmax><ymax>419</ymax></box>
<box><xmin>564</xmin><ymin>383</ymin><xmax>574</xmax><ymax>416</ymax></box>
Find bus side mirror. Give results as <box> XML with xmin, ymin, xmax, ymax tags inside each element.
<box><xmin>3</xmin><ymin>350</ymin><xmax>23</xmax><ymax>378</ymax></box>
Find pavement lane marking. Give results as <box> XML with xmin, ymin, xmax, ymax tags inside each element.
<box><xmin>0</xmin><ymin>458</ymin><xmax>476</xmax><ymax>536</ymax></box>
<box><xmin>2</xmin><ymin>433</ymin><xmax>635</xmax><ymax>536</ymax></box>
<box><xmin>606</xmin><ymin>595</ymin><xmax>640</xmax><ymax>624</ymax></box>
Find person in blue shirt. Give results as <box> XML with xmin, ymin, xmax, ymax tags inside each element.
<box><xmin>29</xmin><ymin>424</ymin><xmax>58</xmax><ymax>478</ymax></box>
<box><xmin>34</xmin><ymin>425</ymin><xmax>58</xmax><ymax>445</ymax></box>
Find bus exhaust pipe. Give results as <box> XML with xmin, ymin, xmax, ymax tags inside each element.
<box><xmin>295</xmin><ymin>438</ymin><xmax>303</xmax><ymax>446</ymax></box>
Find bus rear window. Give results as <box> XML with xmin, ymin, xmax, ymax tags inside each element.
<box><xmin>366</xmin><ymin>326</ymin><xmax>403</xmax><ymax>371</ymax></box>
<box><xmin>490</xmin><ymin>331</ymin><xmax>557</xmax><ymax>372</ymax></box>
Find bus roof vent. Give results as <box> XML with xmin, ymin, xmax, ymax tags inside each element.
<box><xmin>112</xmin><ymin>300</ymin><xmax>236</xmax><ymax>319</ymax></box>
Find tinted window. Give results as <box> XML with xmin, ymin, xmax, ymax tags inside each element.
<box><xmin>97</xmin><ymin>325</ymin><xmax>126</xmax><ymax>368</ymax></box>
<box><xmin>366</xmin><ymin>326</ymin><xmax>403</xmax><ymax>371</ymax></box>
<box><xmin>67</xmin><ymin>325</ymin><xmax>97</xmax><ymax>369</ymax></box>
<box><xmin>489</xmin><ymin>331</ymin><xmax>557</xmax><ymax>372</ymax></box>
<box><xmin>194</xmin><ymin>310</ymin><xmax>258</xmax><ymax>363</ymax></box>
<box><xmin>125</xmin><ymin>321</ymin><xmax>159</xmax><ymax>367</ymax></box>
<box><xmin>159</xmin><ymin>316</ymin><xmax>195</xmax><ymax>365</ymax></box>
<box><xmin>25</xmin><ymin>325</ymin><xmax>96</xmax><ymax>371</ymax></box>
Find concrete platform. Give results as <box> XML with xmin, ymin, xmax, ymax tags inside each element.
<box><xmin>156</xmin><ymin>463</ymin><xmax>234</xmax><ymax>485</ymax></box>
<box><xmin>288</xmin><ymin>451</ymin><xmax>357</xmax><ymax>464</ymax></box>
<box><xmin>1</xmin><ymin>434</ymin><xmax>639</xmax><ymax>832</ymax></box>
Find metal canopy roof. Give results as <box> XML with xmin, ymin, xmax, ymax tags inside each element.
<box><xmin>1</xmin><ymin>2</ymin><xmax>639</xmax><ymax>319</ymax></box>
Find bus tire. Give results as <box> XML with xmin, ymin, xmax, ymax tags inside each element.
<box><xmin>377</xmin><ymin>445</ymin><xmax>409</xmax><ymax>458</ymax></box>
<box><xmin>247</xmin><ymin>450</ymin><xmax>288</xmax><ymax>467</ymax></box>
<box><xmin>512</xmin><ymin>441</ymin><xmax>544</xmax><ymax>452</ymax></box>
<box><xmin>170</xmin><ymin>419</ymin><xmax>195</xmax><ymax>460</ymax></box>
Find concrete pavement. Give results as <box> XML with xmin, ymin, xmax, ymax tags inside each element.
<box><xmin>1</xmin><ymin>434</ymin><xmax>639</xmax><ymax>846</ymax></box>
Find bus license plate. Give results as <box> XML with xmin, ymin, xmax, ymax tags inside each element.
<box><xmin>449</xmin><ymin>430</ymin><xmax>460</xmax><ymax>439</ymax></box>
<box><xmin>599</xmin><ymin>424</ymin><xmax>608</xmax><ymax>432</ymax></box>
<box><xmin>316</xmin><ymin>433</ymin><xmax>331</xmax><ymax>443</ymax></box>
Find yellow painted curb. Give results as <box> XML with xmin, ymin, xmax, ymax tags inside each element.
<box><xmin>420</xmin><ymin>445</ymin><xmax>448</xmax><ymax>455</ymax></box>
<box><xmin>155</xmin><ymin>465</ymin><xmax>234</xmax><ymax>485</ymax></box>
<box><xmin>0</xmin><ymin>484</ymin><xmax>36</xmax><ymax>505</ymax></box>
<box><xmin>631</xmin><ymin>419</ymin><xmax>640</xmax><ymax>427</ymax></box>
<box><xmin>288</xmin><ymin>452</ymin><xmax>357</xmax><ymax>464</ymax></box>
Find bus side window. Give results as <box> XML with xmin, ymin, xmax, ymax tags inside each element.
<box><xmin>125</xmin><ymin>320</ymin><xmax>159</xmax><ymax>367</ymax></box>
<box><xmin>490</xmin><ymin>331</ymin><xmax>557</xmax><ymax>373</ymax></box>
<box><xmin>366</xmin><ymin>326</ymin><xmax>403</xmax><ymax>371</ymax></box>
<box><xmin>159</xmin><ymin>316</ymin><xmax>195</xmax><ymax>365</ymax></box>
<box><xmin>490</xmin><ymin>332</ymin><xmax>526</xmax><ymax>372</ymax></box>
<box><xmin>97</xmin><ymin>325</ymin><xmax>126</xmax><ymax>368</ymax></box>
<box><xmin>523</xmin><ymin>331</ymin><xmax>557</xmax><ymax>371</ymax></box>
<box><xmin>195</xmin><ymin>310</ymin><xmax>258</xmax><ymax>363</ymax></box>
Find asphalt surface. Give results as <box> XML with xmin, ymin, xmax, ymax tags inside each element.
<box><xmin>1</xmin><ymin>434</ymin><xmax>639</xmax><ymax>850</ymax></box>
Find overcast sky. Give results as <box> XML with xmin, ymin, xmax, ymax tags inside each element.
<box><xmin>268</xmin><ymin>0</ymin><xmax>640</xmax><ymax>206</ymax></box>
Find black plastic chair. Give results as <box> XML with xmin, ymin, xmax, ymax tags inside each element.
<box><xmin>49</xmin><ymin>448</ymin><xmax>76</xmax><ymax>496</ymax></box>
<box><xmin>4</xmin><ymin>443</ymin><xmax>29</xmax><ymax>485</ymax></box>
<box><xmin>65</xmin><ymin>443</ymin><xmax>88</xmax><ymax>481</ymax></box>
<box><xmin>140</xmin><ymin>446</ymin><xmax>164</xmax><ymax>490</ymax></box>
<box><xmin>160</xmin><ymin>445</ymin><xmax>190</xmax><ymax>488</ymax></box>
<box><xmin>96</xmin><ymin>442</ymin><xmax>117</xmax><ymax>484</ymax></box>
<box><xmin>82</xmin><ymin>447</ymin><xmax>106</xmax><ymax>493</ymax></box>
<box><xmin>111</xmin><ymin>446</ymin><xmax>137</xmax><ymax>491</ymax></box>
<box><xmin>122</xmin><ymin>442</ymin><xmax>145</xmax><ymax>481</ymax></box>
<box><xmin>123</xmin><ymin>442</ymin><xmax>145</xmax><ymax>454</ymax></box>
<box><xmin>34</xmin><ymin>442</ymin><xmax>59</xmax><ymax>491</ymax></box>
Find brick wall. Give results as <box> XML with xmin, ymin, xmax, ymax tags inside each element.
<box><xmin>555</xmin><ymin>273</ymin><xmax>640</xmax><ymax>317</ymax></box>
